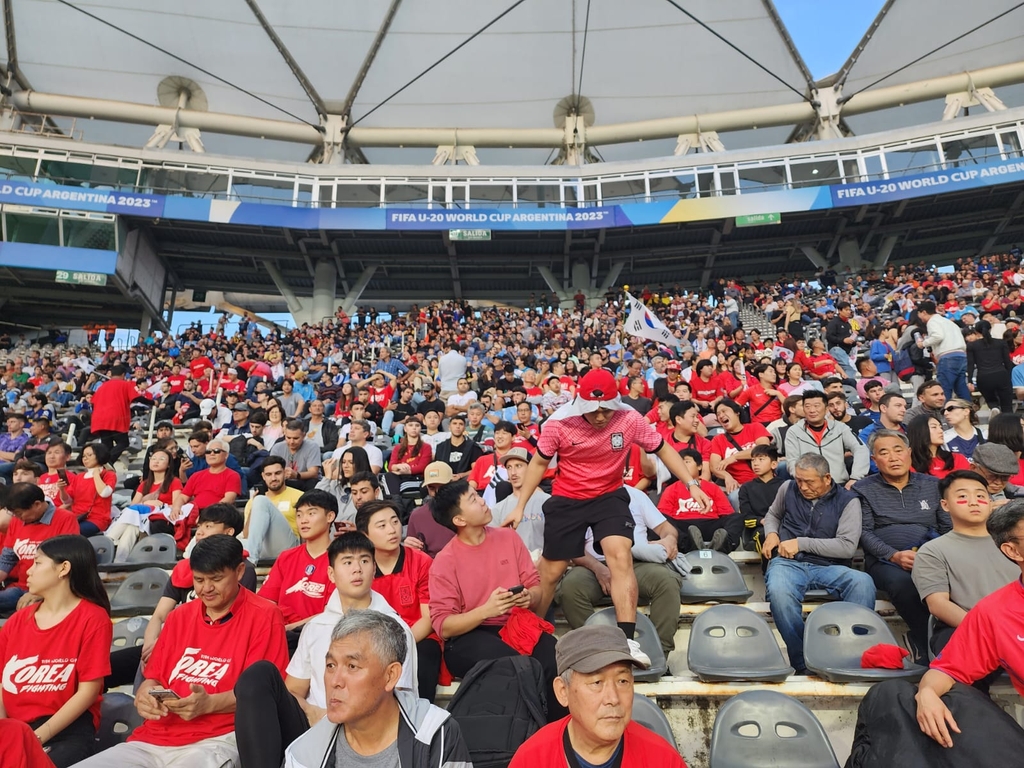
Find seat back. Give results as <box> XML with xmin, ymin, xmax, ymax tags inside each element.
<box><xmin>90</xmin><ymin>535</ymin><xmax>115</xmax><ymax>566</ymax></box>
<box><xmin>631</xmin><ymin>694</ymin><xmax>676</xmax><ymax>749</ymax></box>
<box><xmin>583</xmin><ymin>608</ymin><xmax>666</xmax><ymax>681</ymax></box>
<box><xmin>96</xmin><ymin>692</ymin><xmax>144</xmax><ymax>752</ymax></box>
<box><xmin>688</xmin><ymin>605</ymin><xmax>792</xmax><ymax>681</ymax></box>
<box><xmin>110</xmin><ymin>568</ymin><xmax>169</xmax><ymax>611</ymax></box>
<box><xmin>110</xmin><ymin>615</ymin><xmax>149</xmax><ymax>651</ymax></box>
<box><xmin>127</xmin><ymin>534</ymin><xmax>177</xmax><ymax>565</ymax></box>
<box><xmin>678</xmin><ymin>550</ymin><xmax>752</xmax><ymax>604</ymax></box>
<box><xmin>710</xmin><ymin>690</ymin><xmax>839</xmax><ymax>768</ymax></box>
<box><xmin>803</xmin><ymin>601</ymin><xmax>900</xmax><ymax>672</ymax></box>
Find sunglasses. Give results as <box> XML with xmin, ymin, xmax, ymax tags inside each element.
<box><xmin>943</xmin><ymin>406</ymin><xmax>966</xmax><ymax>413</ymax></box>
<box><xmin>206</xmin><ymin>449</ymin><xmax>226</xmax><ymax>455</ymax></box>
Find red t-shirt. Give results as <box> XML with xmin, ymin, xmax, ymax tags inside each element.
<box><xmin>138</xmin><ymin>587</ymin><xmax>288</xmax><ymax>746</ymax></box>
<box><xmin>257</xmin><ymin>545</ymin><xmax>332</xmax><ymax>625</ymax></box>
<box><xmin>373</xmin><ymin>545</ymin><xmax>432</xmax><ymax>629</ymax></box>
<box><xmin>0</xmin><ymin>599</ymin><xmax>111</xmax><ymax>728</ymax></box>
<box><xmin>657</xmin><ymin>479</ymin><xmax>734</xmax><ymax>521</ymax></box>
<box><xmin>38</xmin><ymin>471</ymin><xmax>69</xmax><ymax>504</ymax></box>
<box><xmin>932</xmin><ymin>576</ymin><xmax>1024</xmax><ymax>697</ymax></box>
<box><xmin>664</xmin><ymin>432</ymin><xmax>713</xmax><ymax>464</ymax></box>
<box><xmin>622</xmin><ymin>445</ymin><xmax>652</xmax><ymax>488</ymax></box>
<box><xmin>219</xmin><ymin>378</ymin><xmax>245</xmax><ymax>394</ymax></box>
<box><xmin>189</xmin><ymin>356</ymin><xmax>214</xmax><ymax>380</ymax></box>
<box><xmin>929</xmin><ymin>452</ymin><xmax>971</xmax><ymax>479</ymax></box>
<box><xmin>68</xmin><ymin>468</ymin><xmax>117</xmax><ymax>530</ymax></box>
<box><xmin>537</xmin><ymin>408</ymin><xmax>663</xmax><ymax>499</ymax></box>
<box><xmin>508</xmin><ymin>718</ymin><xmax>687</xmax><ymax>768</ymax></box>
<box><xmin>691</xmin><ymin>377</ymin><xmax>722</xmax><ymax>404</ymax></box>
<box><xmin>709</xmin><ymin>423</ymin><xmax>771</xmax><ymax>484</ymax></box>
<box><xmin>736</xmin><ymin>384</ymin><xmax>782</xmax><ymax>424</ymax></box>
<box><xmin>806</xmin><ymin>353</ymin><xmax>838</xmax><ymax>378</ymax></box>
<box><xmin>369</xmin><ymin>385</ymin><xmax>395</xmax><ymax>408</ymax></box>
<box><xmin>137</xmin><ymin>477</ymin><xmax>184</xmax><ymax>507</ymax></box>
<box><xmin>90</xmin><ymin>378</ymin><xmax>139</xmax><ymax>433</ymax></box>
<box><xmin>2</xmin><ymin>507</ymin><xmax>80</xmax><ymax>589</ymax></box>
<box><xmin>182</xmin><ymin>468</ymin><xmax>241</xmax><ymax>510</ymax></box>
<box><xmin>468</xmin><ymin>453</ymin><xmax>505</xmax><ymax>490</ymax></box>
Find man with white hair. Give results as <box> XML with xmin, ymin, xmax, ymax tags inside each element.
<box><xmin>170</xmin><ymin>437</ymin><xmax>241</xmax><ymax>548</ymax></box>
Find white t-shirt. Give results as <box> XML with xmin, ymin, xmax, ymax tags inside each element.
<box><xmin>287</xmin><ymin>590</ymin><xmax>417</xmax><ymax>708</ymax></box>
<box><xmin>446</xmin><ymin>391</ymin><xmax>478</xmax><ymax>410</ymax></box>
<box><xmin>333</xmin><ymin>442</ymin><xmax>384</xmax><ymax>471</ymax></box>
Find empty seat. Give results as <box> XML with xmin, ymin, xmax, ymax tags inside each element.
<box><xmin>110</xmin><ymin>615</ymin><xmax>149</xmax><ymax>652</ymax></box>
<box><xmin>110</xmin><ymin>568</ymin><xmax>169</xmax><ymax>617</ymax></box>
<box><xmin>125</xmin><ymin>534</ymin><xmax>177</xmax><ymax>566</ymax></box>
<box><xmin>710</xmin><ymin>689</ymin><xmax>839</xmax><ymax>768</ymax></box>
<box><xmin>687</xmin><ymin>605</ymin><xmax>793</xmax><ymax>683</ymax></box>
<box><xmin>631</xmin><ymin>693</ymin><xmax>676</xmax><ymax>749</ymax></box>
<box><xmin>96</xmin><ymin>692</ymin><xmax>144</xmax><ymax>752</ymax></box>
<box><xmin>678</xmin><ymin>550</ymin><xmax>752</xmax><ymax>605</ymax></box>
<box><xmin>90</xmin><ymin>535</ymin><xmax>115</xmax><ymax>566</ymax></box>
<box><xmin>583</xmin><ymin>608</ymin><xmax>666</xmax><ymax>681</ymax></box>
<box><xmin>804</xmin><ymin>601</ymin><xmax>926</xmax><ymax>683</ymax></box>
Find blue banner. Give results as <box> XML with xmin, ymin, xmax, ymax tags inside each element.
<box><xmin>830</xmin><ymin>159</ymin><xmax>1024</xmax><ymax>206</ymax></box>
<box><xmin>0</xmin><ymin>180</ymin><xmax>164</xmax><ymax>217</ymax></box>
<box><xmin>0</xmin><ymin>242</ymin><xmax>117</xmax><ymax>273</ymax></box>
<box><xmin>383</xmin><ymin>206</ymin><xmax>629</xmax><ymax>230</ymax></box>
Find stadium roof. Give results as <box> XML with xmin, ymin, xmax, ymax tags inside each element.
<box><xmin>3</xmin><ymin>0</ymin><xmax>1023</xmax><ymax>165</ymax></box>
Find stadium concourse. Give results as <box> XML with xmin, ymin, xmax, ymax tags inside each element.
<box><xmin>3</xmin><ymin>251</ymin><xmax>1024</xmax><ymax>766</ymax></box>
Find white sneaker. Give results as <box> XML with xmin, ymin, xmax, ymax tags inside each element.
<box><xmin>626</xmin><ymin>638</ymin><xmax>651</xmax><ymax>667</ymax></box>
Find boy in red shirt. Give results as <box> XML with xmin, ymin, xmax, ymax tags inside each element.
<box><xmin>78</xmin><ymin>535</ymin><xmax>288</xmax><ymax>768</ymax></box>
<box><xmin>257</xmin><ymin>489</ymin><xmax>336</xmax><ymax>654</ymax></box>
<box><xmin>657</xmin><ymin>449</ymin><xmax>741</xmax><ymax>553</ymax></box>
<box><xmin>355</xmin><ymin>499</ymin><xmax>440</xmax><ymax>702</ymax></box>
<box><xmin>0</xmin><ymin>483</ymin><xmax>79</xmax><ymax>610</ymax></box>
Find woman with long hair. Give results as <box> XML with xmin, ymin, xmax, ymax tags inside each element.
<box><xmin>778</xmin><ymin>362</ymin><xmax>815</xmax><ymax>396</ymax></box>
<box><xmin>942</xmin><ymin>398</ymin><xmax>985</xmax><ymax>459</ymax></box>
<box><xmin>317</xmin><ymin>446</ymin><xmax>372</xmax><ymax>527</ymax></box>
<box><xmin>65</xmin><ymin>443</ymin><xmax>116</xmax><ymax>536</ymax></box>
<box><xmin>967</xmin><ymin>319</ymin><xmax>1014</xmax><ymax>413</ymax></box>
<box><xmin>332</xmin><ymin>381</ymin><xmax>356</xmax><ymax>420</ymax></box>
<box><xmin>0</xmin><ymin>535</ymin><xmax>112</xmax><ymax>767</ymax></box>
<box><xmin>384</xmin><ymin>415</ymin><xmax>433</xmax><ymax>499</ymax></box>
<box><xmin>111</xmin><ymin>446</ymin><xmax>185</xmax><ymax>559</ymax></box>
<box><xmin>907</xmin><ymin>415</ymin><xmax>969</xmax><ymax>479</ymax></box>
<box><xmin>262</xmin><ymin>399</ymin><xmax>286</xmax><ymax>446</ymax></box>
<box><xmin>985</xmin><ymin>412</ymin><xmax>1024</xmax><ymax>483</ymax></box>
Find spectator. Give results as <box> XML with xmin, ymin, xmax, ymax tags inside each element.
<box><xmin>170</xmin><ymin>438</ymin><xmax>241</xmax><ymax>550</ymax></box>
<box><xmin>405</xmin><ymin>463</ymin><xmax>456</xmax><ymax>558</ymax></box>
<box><xmin>38</xmin><ymin>440</ymin><xmax>74</xmax><ymax>506</ymax></box>
<box><xmin>828</xmin><ymin>390</ymin><xmax>872</xmax><ymax>434</ymax></box>
<box><xmin>465</xmin><ymin>401</ymin><xmax>495</xmax><ymax>446</ymax></box>
<box><xmin>356</xmin><ymin>500</ymin><xmax>440</xmax><ymax>702</ymax></box>
<box><xmin>270</xmin><ymin>420</ymin><xmax>322</xmax><ymax>492</ymax></box>
<box><xmin>825</xmin><ymin>301</ymin><xmax>858</xmax><ymax>378</ymax></box>
<box><xmin>282</xmin><ymin>611</ymin><xmax>469</xmax><ymax>768</ymax></box>
<box><xmin>858</xmin><ymin>391</ymin><xmax>907</xmax><ymax>449</ymax></box>
<box><xmin>737</xmin><ymin>444</ymin><xmax>784</xmax><ymax>551</ymax></box>
<box><xmin>467</xmin><ymin>420</ymin><xmax>515</xmax><ymax>508</ymax></box>
<box><xmin>64</xmin><ymin>442</ymin><xmax>116</xmax><ymax>536</ymax></box>
<box><xmin>912</xmin><ymin>470</ymin><xmax>1018</xmax><ymax>660</ymax></box>
<box><xmin>854</xmin><ymin>429</ymin><xmax>947</xmax><ymax>662</ymax></box>
<box><xmin>381</xmin><ymin>385</ymin><xmax>417</xmax><ymax>437</ymax></box>
<box><xmin>658</xmin><ymin>448</ymin><xmax>738</xmax><ymax>552</ymax></box>
<box><xmin>786</xmin><ymin>390</ymin><xmax>868</xmax><ymax>487</ymax></box>
<box><xmin>907</xmin><ymin>414</ymin><xmax>971</xmax><ymax>479</ymax></box>
<box><xmin>966</xmin><ymin>319</ymin><xmax>1013</xmax><ymax>413</ymax></box>
<box><xmin>76</xmin><ymin>535</ymin><xmax>289</xmax><ymax>768</ymax></box>
<box><xmin>709</xmin><ymin>399</ymin><xmax>772</xmax><ymax>499</ymax></box>
<box><xmin>917</xmin><ymin>300</ymin><xmax>970</xmax><ymax>401</ymax></box>
<box><xmin>970</xmin><ymin>442</ymin><xmax>1023</xmax><ymax>506</ymax></box>
<box><xmin>490</xmin><ymin>447</ymin><xmax>546</xmax><ymax>553</ymax></box>
<box><xmin>242</xmin><ymin>456</ymin><xmax>303</xmax><ymax>565</ymax></box>
<box><xmin>942</xmin><ymin>398</ymin><xmax>984</xmax><ymax>459</ymax></box>
<box><xmin>443</xmin><ymin>376</ymin><xmax>477</xmax><ymax>416</ymax></box>
<box><xmin>277</xmin><ymin>379</ymin><xmax>305</xmax><ymax>418</ymax></box>
<box><xmin>0</xmin><ymin>412</ymin><xmax>29</xmax><ymax>483</ymax></box>
<box><xmin>905</xmin><ymin>379</ymin><xmax>949</xmax><ymax>427</ymax></box>
<box><xmin>316</xmin><ymin>446</ymin><xmax>371</xmax><ymax>527</ymax></box>
<box><xmin>180</xmin><ymin>430</ymin><xmax>247</xmax><ymax>493</ymax></box>
<box><xmin>429</xmin><ymin>479</ymin><xmax>567</xmax><ymax>722</ymax></box>
<box><xmin>735</xmin><ymin>363</ymin><xmax>784</xmax><ymax>425</ymax></box>
<box><xmin>663</xmin><ymin>400</ymin><xmax>712</xmax><ymax>480</ymax></box>
<box><xmin>763</xmin><ymin>453</ymin><xmax>875</xmax><ymax>673</ymax></box>
<box><xmin>0</xmin><ymin>535</ymin><xmax>111</xmax><ymax>767</ymax></box>
<box><xmin>118</xmin><ymin>446</ymin><xmax>184</xmax><ymax>555</ymax></box>
<box><xmin>562</xmin><ymin>485</ymin><xmax>683</xmax><ymax>660</ymax></box>
<box><xmin>431</xmin><ymin>413</ymin><xmax>485</xmax><ymax>481</ymax></box>
<box><xmin>384</xmin><ymin>415</ymin><xmax>433</xmax><ymax>495</ymax></box>
<box><xmin>333</xmin><ymin>417</ymin><xmax>383</xmax><ymax>472</ymax></box>
<box><xmin>257</xmin><ymin>490</ymin><xmax>337</xmax><ymax>652</ymax></box>
<box><xmin>88</xmin><ymin>364</ymin><xmax>141</xmax><ymax>464</ymax></box>
<box><xmin>508</xmin><ymin>625</ymin><xmax>686</xmax><ymax>768</ymax></box>
<box><xmin>300</xmin><ymin>400</ymin><xmax>338</xmax><ymax>452</ymax></box>
<box><xmin>234</xmin><ymin>533</ymin><xmax>417</xmax><ymax>768</ymax></box>
<box><xmin>987</xmin><ymin>411</ymin><xmax>1024</xmax><ymax>482</ymax></box>
<box><xmin>0</xmin><ymin>484</ymin><xmax>79</xmax><ymax>611</ymax></box>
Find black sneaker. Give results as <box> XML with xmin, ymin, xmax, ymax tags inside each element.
<box><xmin>688</xmin><ymin>525</ymin><xmax>705</xmax><ymax>551</ymax></box>
<box><xmin>710</xmin><ymin>528</ymin><xmax>729</xmax><ymax>552</ymax></box>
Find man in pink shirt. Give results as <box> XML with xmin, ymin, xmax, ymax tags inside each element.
<box><xmin>428</xmin><ymin>479</ymin><xmax>566</xmax><ymax>722</ymax></box>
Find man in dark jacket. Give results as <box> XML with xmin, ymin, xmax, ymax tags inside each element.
<box><xmin>825</xmin><ymin>301</ymin><xmax>858</xmax><ymax>378</ymax></box>
<box><xmin>763</xmin><ymin>453</ymin><xmax>876</xmax><ymax>673</ymax></box>
<box><xmin>283</xmin><ymin>610</ymin><xmax>470</xmax><ymax>768</ymax></box>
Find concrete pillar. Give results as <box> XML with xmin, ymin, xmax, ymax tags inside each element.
<box><xmin>311</xmin><ymin>259</ymin><xmax>337</xmax><ymax>324</ymax></box>
<box><xmin>265</xmin><ymin>262</ymin><xmax>304</xmax><ymax>319</ymax></box>
<box><xmin>140</xmin><ymin>312</ymin><xmax>152</xmax><ymax>338</ymax></box>
<box><xmin>873</xmin><ymin>235</ymin><xmax>898</xmax><ymax>269</ymax></box>
<box><xmin>837</xmin><ymin>238</ymin><xmax>863</xmax><ymax>273</ymax></box>
<box><xmin>340</xmin><ymin>266</ymin><xmax>378</xmax><ymax>315</ymax></box>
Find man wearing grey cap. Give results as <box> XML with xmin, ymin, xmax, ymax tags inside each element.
<box><xmin>509</xmin><ymin>625</ymin><xmax>686</xmax><ymax>767</ymax></box>
<box><xmin>969</xmin><ymin>442</ymin><xmax>1024</xmax><ymax>505</ymax></box>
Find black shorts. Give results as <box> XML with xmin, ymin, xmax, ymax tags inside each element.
<box><xmin>541</xmin><ymin>488</ymin><xmax>635</xmax><ymax>561</ymax></box>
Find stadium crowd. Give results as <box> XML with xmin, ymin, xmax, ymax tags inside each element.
<box><xmin>0</xmin><ymin>249</ymin><xmax>1023</xmax><ymax>766</ymax></box>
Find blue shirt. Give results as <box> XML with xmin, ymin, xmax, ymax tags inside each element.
<box><xmin>0</xmin><ymin>431</ymin><xmax>29</xmax><ymax>455</ymax></box>
<box><xmin>373</xmin><ymin>358</ymin><xmax>409</xmax><ymax>378</ymax></box>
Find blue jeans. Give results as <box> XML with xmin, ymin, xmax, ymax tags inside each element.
<box><xmin>937</xmin><ymin>352</ymin><xmax>971</xmax><ymax>401</ymax></box>
<box><xmin>79</xmin><ymin>521</ymin><xmax>102</xmax><ymax>537</ymax></box>
<box><xmin>829</xmin><ymin>347</ymin><xmax>858</xmax><ymax>379</ymax></box>
<box><xmin>0</xmin><ymin>585</ymin><xmax>26</xmax><ymax>611</ymax></box>
<box><xmin>765</xmin><ymin>556</ymin><xmax>876</xmax><ymax>671</ymax></box>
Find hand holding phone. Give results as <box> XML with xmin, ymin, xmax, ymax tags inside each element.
<box><xmin>508</xmin><ymin>584</ymin><xmax>525</xmax><ymax>595</ymax></box>
<box><xmin>148</xmin><ymin>689</ymin><xmax>180</xmax><ymax>702</ymax></box>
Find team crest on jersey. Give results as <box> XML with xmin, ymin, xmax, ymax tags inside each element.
<box><xmin>304</xmin><ymin>564</ymin><xmax>316</xmax><ymax>576</ymax></box>
<box><xmin>3</xmin><ymin>655</ymin><xmax>75</xmax><ymax>694</ymax></box>
<box><xmin>610</xmin><ymin>432</ymin><xmax>624</xmax><ymax>451</ymax></box>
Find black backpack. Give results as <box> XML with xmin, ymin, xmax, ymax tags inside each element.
<box><xmin>446</xmin><ymin>656</ymin><xmax>548</xmax><ymax>768</ymax></box>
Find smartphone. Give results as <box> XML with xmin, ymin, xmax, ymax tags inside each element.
<box><xmin>57</xmin><ymin>469</ymin><xmax>68</xmax><ymax>483</ymax></box>
<box><xmin>149</xmin><ymin>689</ymin><xmax>180</xmax><ymax>702</ymax></box>
<box><xmin>508</xmin><ymin>585</ymin><xmax>525</xmax><ymax>595</ymax></box>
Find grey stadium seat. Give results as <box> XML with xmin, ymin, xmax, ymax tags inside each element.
<box><xmin>89</xmin><ymin>535</ymin><xmax>115</xmax><ymax>566</ymax></box>
<box><xmin>688</xmin><ymin>604</ymin><xmax>793</xmax><ymax>683</ymax></box>
<box><xmin>631</xmin><ymin>693</ymin><xmax>677</xmax><ymax>749</ymax></box>
<box><xmin>95</xmin><ymin>692</ymin><xmax>144</xmax><ymax>752</ymax></box>
<box><xmin>583</xmin><ymin>608</ymin><xmax>666</xmax><ymax>681</ymax></box>
<box><xmin>126</xmin><ymin>533</ymin><xmax>177</xmax><ymax>566</ymax></box>
<box><xmin>110</xmin><ymin>568</ymin><xmax>169</xmax><ymax>617</ymax></box>
<box><xmin>710</xmin><ymin>690</ymin><xmax>839</xmax><ymax>768</ymax></box>
<box><xmin>110</xmin><ymin>615</ymin><xmax>149</xmax><ymax>652</ymax></box>
<box><xmin>803</xmin><ymin>602</ymin><xmax>926</xmax><ymax>683</ymax></box>
<box><xmin>678</xmin><ymin>550</ymin><xmax>752</xmax><ymax>604</ymax></box>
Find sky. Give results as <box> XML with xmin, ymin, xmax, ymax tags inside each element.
<box><xmin>133</xmin><ymin>2</ymin><xmax>890</xmax><ymax>343</ymax></box>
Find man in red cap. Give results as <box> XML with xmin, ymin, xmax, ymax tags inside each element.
<box><xmin>503</xmin><ymin>368</ymin><xmax>709</xmax><ymax>663</ymax></box>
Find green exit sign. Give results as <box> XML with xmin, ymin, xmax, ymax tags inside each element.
<box><xmin>449</xmin><ymin>229</ymin><xmax>491</xmax><ymax>241</ymax></box>
<box><xmin>735</xmin><ymin>212</ymin><xmax>781</xmax><ymax>227</ymax></box>
<box><xmin>55</xmin><ymin>269</ymin><xmax>108</xmax><ymax>286</ymax></box>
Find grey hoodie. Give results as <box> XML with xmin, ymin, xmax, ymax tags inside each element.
<box><xmin>784</xmin><ymin>417</ymin><xmax>869</xmax><ymax>483</ymax></box>
<box><xmin>284</xmin><ymin>689</ymin><xmax>472</xmax><ymax>768</ymax></box>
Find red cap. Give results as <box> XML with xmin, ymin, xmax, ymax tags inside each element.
<box><xmin>579</xmin><ymin>369</ymin><xmax>618</xmax><ymax>401</ymax></box>
<box><xmin>860</xmin><ymin>644</ymin><xmax>909</xmax><ymax>670</ymax></box>
<box><xmin>666</xmin><ymin>361</ymin><xmax>682</xmax><ymax>372</ymax></box>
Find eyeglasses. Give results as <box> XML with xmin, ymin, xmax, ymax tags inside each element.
<box><xmin>943</xmin><ymin>406</ymin><xmax>966</xmax><ymax>413</ymax></box>
<box><xmin>206</xmin><ymin>449</ymin><xmax>226</xmax><ymax>455</ymax></box>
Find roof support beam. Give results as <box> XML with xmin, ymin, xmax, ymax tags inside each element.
<box><xmin>341</xmin><ymin>0</ymin><xmax>404</xmax><ymax>120</ymax></box>
<box><xmin>2</xmin><ymin>0</ymin><xmax>31</xmax><ymax>90</ymax></box>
